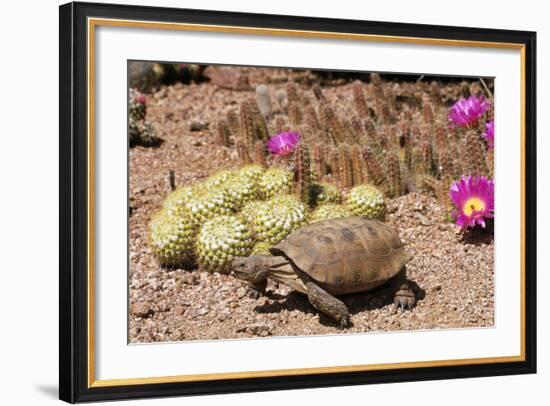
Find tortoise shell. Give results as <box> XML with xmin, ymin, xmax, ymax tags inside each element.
<box><xmin>271</xmin><ymin>217</ymin><xmax>412</xmax><ymax>295</ymax></box>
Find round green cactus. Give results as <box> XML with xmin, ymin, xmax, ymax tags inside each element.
<box><xmin>204</xmin><ymin>169</ymin><xmax>235</xmax><ymax>188</ymax></box>
<box><xmin>250</xmin><ymin>241</ymin><xmax>273</xmax><ymax>256</ymax></box>
<box><xmin>184</xmin><ymin>187</ymin><xmax>236</xmax><ymax>225</ymax></box>
<box><xmin>244</xmin><ymin>195</ymin><xmax>307</xmax><ymax>245</ymax></box>
<box><xmin>310</xmin><ymin>203</ymin><xmax>352</xmax><ymax>223</ymax></box>
<box><xmin>148</xmin><ymin>209</ymin><xmax>197</xmax><ymax>268</ymax></box>
<box><xmin>162</xmin><ymin>185</ymin><xmax>195</xmax><ymax>214</ymax></box>
<box><xmin>258</xmin><ymin>167</ymin><xmax>293</xmax><ymax>199</ymax></box>
<box><xmin>222</xmin><ymin>176</ymin><xmax>260</xmax><ymax>210</ymax></box>
<box><xmin>309</xmin><ymin>182</ymin><xmax>342</xmax><ymax>206</ymax></box>
<box><xmin>237</xmin><ymin>164</ymin><xmax>264</xmax><ymax>183</ymax></box>
<box><xmin>346</xmin><ymin>184</ymin><xmax>386</xmax><ymax>219</ymax></box>
<box><xmin>197</xmin><ymin>215</ymin><xmax>254</xmax><ymax>273</ymax></box>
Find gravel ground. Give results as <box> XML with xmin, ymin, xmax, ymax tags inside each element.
<box><xmin>128</xmin><ymin>68</ymin><xmax>494</xmax><ymax>343</ymax></box>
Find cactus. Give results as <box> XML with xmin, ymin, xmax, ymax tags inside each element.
<box><xmin>462</xmin><ymin>130</ymin><xmax>489</xmax><ymax>177</ymax></box>
<box><xmin>309</xmin><ymin>182</ymin><xmax>342</xmax><ymax>206</ymax></box>
<box><xmin>129</xmin><ymin>119</ymin><xmax>159</xmax><ymax>147</ymax></box>
<box><xmin>352</xmin><ymin>81</ymin><xmax>369</xmax><ymax>118</ymax></box>
<box><xmin>288</xmin><ymin>102</ymin><xmax>303</xmax><ymax>127</ymax></box>
<box><xmin>311</xmin><ymin>143</ymin><xmax>326</xmax><ymax>182</ymax></box>
<box><xmin>183</xmin><ymin>186</ymin><xmax>236</xmax><ymax>225</ymax></box>
<box><xmin>345</xmin><ymin>185</ymin><xmax>386</xmax><ymax>220</ymax></box>
<box><xmin>286</xmin><ymin>82</ymin><xmax>299</xmax><ymax>105</ymax></box>
<box><xmin>361</xmin><ymin>147</ymin><xmax>388</xmax><ymax>191</ymax></box>
<box><xmin>327</xmin><ymin>148</ymin><xmax>340</xmax><ymax>185</ymax></box>
<box><xmin>215</xmin><ymin>120</ymin><xmax>231</xmax><ymax>147</ymax></box>
<box><xmin>129</xmin><ymin>88</ymin><xmax>147</xmax><ymax>121</ymax></box>
<box><xmin>258</xmin><ymin>167</ymin><xmax>293</xmax><ymax>199</ymax></box>
<box><xmin>149</xmin><ymin>209</ymin><xmax>197</xmax><ymax>268</ymax></box>
<box><xmin>293</xmin><ymin>143</ymin><xmax>313</xmax><ymax>204</ymax></box>
<box><xmin>250</xmin><ymin>241</ymin><xmax>273</xmax><ymax>256</ymax></box>
<box><xmin>254</xmin><ymin>141</ymin><xmax>267</xmax><ymax>168</ymax></box>
<box><xmin>350</xmin><ymin>145</ymin><xmax>365</xmax><ymax>185</ymax></box>
<box><xmin>338</xmin><ymin>144</ymin><xmax>353</xmax><ymax>188</ymax></box>
<box><xmin>310</xmin><ymin>203</ymin><xmax>352</xmax><ymax>223</ymax></box>
<box><xmin>226</xmin><ymin>109</ymin><xmax>240</xmax><ymax>136</ymax></box>
<box><xmin>242</xmin><ymin>195</ymin><xmax>306</xmax><ymax>245</ymax></box>
<box><xmin>304</xmin><ymin>105</ymin><xmax>321</xmax><ymax>130</ymax></box>
<box><xmin>387</xmin><ymin>150</ymin><xmax>402</xmax><ymax>198</ymax></box>
<box><xmin>236</xmin><ymin>138</ymin><xmax>252</xmax><ymax>164</ymax></box>
<box><xmin>197</xmin><ymin>215</ymin><xmax>254</xmax><ymax>273</ymax></box>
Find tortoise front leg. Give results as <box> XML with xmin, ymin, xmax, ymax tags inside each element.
<box><xmin>391</xmin><ymin>268</ymin><xmax>416</xmax><ymax>311</ymax></box>
<box><xmin>306</xmin><ymin>281</ymin><xmax>350</xmax><ymax>329</ymax></box>
<box><xmin>247</xmin><ymin>279</ymin><xmax>267</xmax><ymax>299</ymax></box>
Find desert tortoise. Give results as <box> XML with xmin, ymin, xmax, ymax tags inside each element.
<box><xmin>232</xmin><ymin>217</ymin><xmax>416</xmax><ymax>328</ymax></box>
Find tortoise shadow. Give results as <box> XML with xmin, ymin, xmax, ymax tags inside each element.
<box><xmin>254</xmin><ymin>279</ymin><xmax>426</xmax><ymax>329</ymax></box>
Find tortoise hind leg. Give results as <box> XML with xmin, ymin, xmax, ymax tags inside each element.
<box><xmin>306</xmin><ymin>281</ymin><xmax>350</xmax><ymax>329</ymax></box>
<box><xmin>391</xmin><ymin>268</ymin><xmax>416</xmax><ymax>311</ymax></box>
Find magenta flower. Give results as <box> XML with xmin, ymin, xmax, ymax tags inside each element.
<box><xmin>266</xmin><ymin>131</ymin><xmax>300</xmax><ymax>156</ymax></box>
<box><xmin>450</xmin><ymin>175</ymin><xmax>494</xmax><ymax>230</ymax></box>
<box><xmin>483</xmin><ymin>120</ymin><xmax>494</xmax><ymax>149</ymax></box>
<box><xmin>448</xmin><ymin>95</ymin><xmax>490</xmax><ymax>128</ymax></box>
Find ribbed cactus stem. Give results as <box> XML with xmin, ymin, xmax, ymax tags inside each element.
<box><xmin>236</xmin><ymin>139</ymin><xmax>251</xmax><ymax>164</ymax></box>
<box><xmin>361</xmin><ymin>146</ymin><xmax>387</xmax><ymax>191</ymax></box>
<box><xmin>226</xmin><ymin>109</ymin><xmax>240</xmax><ymax>136</ymax></box>
<box><xmin>311</xmin><ymin>143</ymin><xmax>326</xmax><ymax>181</ymax></box>
<box><xmin>239</xmin><ymin>99</ymin><xmax>256</xmax><ymax>150</ymax></box>
<box><xmin>254</xmin><ymin>141</ymin><xmax>267</xmax><ymax>168</ymax></box>
<box><xmin>304</xmin><ymin>105</ymin><xmax>321</xmax><ymax>130</ymax></box>
<box><xmin>327</xmin><ymin>148</ymin><xmax>340</xmax><ymax>185</ymax></box>
<box><xmin>352</xmin><ymin>80</ymin><xmax>369</xmax><ymax>118</ymax></box>
<box><xmin>350</xmin><ymin>145</ymin><xmax>365</xmax><ymax>185</ymax></box>
<box><xmin>288</xmin><ymin>102</ymin><xmax>303</xmax><ymax>127</ymax></box>
<box><xmin>322</xmin><ymin>104</ymin><xmax>347</xmax><ymax>144</ymax></box>
<box><xmin>422</xmin><ymin>99</ymin><xmax>434</xmax><ymax>125</ymax></box>
<box><xmin>312</xmin><ymin>85</ymin><xmax>325</xmax><ymax>102</ymax></box>
<box><xmin>274</xmin><ymin>116</ymin><xmax>286</xmax><ymax>134</ymax></box>
<box><xmin>387</xmin><ymin>150</ymin><xmax>402</xmax><ymax>197</ymax></box>
<box><xmin>293</xmin><ymin>143</ymin><xmax>313</xmax><ymax>205</ymax></box>
<box><xmin>215</xmin><ymin>120</ymin><xmax>231</xmax><ymax>147</ymax></box>
<box><xmin>463</xmin><ymin>129</ymin><xmax>489</xmax><ymax>177</ymax></box>
<box><xmin>338</xmin><ymin>144</ymin><xmax>353</xmax><ymax>188</ymax></box>
<box><xmin>286</xmin><ymin>82</ymin><xmax>299</xmax><ymax>105</ymax></box>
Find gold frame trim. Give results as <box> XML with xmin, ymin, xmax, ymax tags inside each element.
<box><xmin>87</xmin><ymin>17</ymin><xmax>527</xmax><ymax>388</ymax></box>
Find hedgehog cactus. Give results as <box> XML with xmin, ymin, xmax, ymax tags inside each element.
<box><xmin>184</xmin><ymin>187</ymin><xmax>235</xmax><ymax>225</ymax></box>
<box><xmin>149</xmin><ymin>209</ymin><xmax>197</xmax><ymax>268</ymax></box>
<box><xmin>129</xmin><ymin>88</ymin><xmax>147</xmax><ymax>121</ymax></box>
<box><xmin>222</xmin><ymin>175</ymin><xmax>260</xmax><ymax>210</ymax></box>
<box><xmin>197</xmin><ymin>215</ymin><xmax>254</xmax><ymax>273</ymax></box>
<box><xmin>244</xmin><ymin>195</ymin><xmax>306</xmax><ymax>245</ymax></box>
<box><xmin>310</xmin><ymin>203</ymin><xmax>352</xmax><ymax>223</ymax></box>
<box><xmin>346</xmin><ymin>184</ymin><xmax>386</xmax><ymax>220</ymax></box>
<box><xmin>309</xmin><ymin>182</ymin><xmax>342</xmax><ymax>206</ymax></box>
<box><xmin>259</xmin><ymin>167</ymin><xmax>293</xmax><ymax>199</ymax></box>
<box><xmin>293</xmin><ymin>143</ymin><xmax>313</xmax><ymax>204</ymax></box>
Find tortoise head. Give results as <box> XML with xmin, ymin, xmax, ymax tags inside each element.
<box><xmin>231</xmin><ymin>256</ymin><xmax>270</xmax><ymax>283</ymax></box>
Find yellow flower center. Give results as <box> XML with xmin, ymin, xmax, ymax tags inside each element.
<box><xmin>463</xmin><ymin>197</ymin><xmax>485</xmax><ymax>216</ymax></box>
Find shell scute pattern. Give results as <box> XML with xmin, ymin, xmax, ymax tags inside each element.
<box><xmin>274</xmin><ymin>217</ymin><xmax>410</xmax><ymax>294</ymax></box>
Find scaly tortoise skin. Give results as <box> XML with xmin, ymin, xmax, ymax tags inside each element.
<box><xmin>232</xmin><ymin>217</ymin><xmax>416</xmax><ymax>328</ymax></box>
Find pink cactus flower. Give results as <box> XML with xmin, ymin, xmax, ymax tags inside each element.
<box><xmin>483</xmin><ymin>120</ymin><xmax>494</xmax><ymax>149</ymax></box>
<box><xmin>448</xmin><ymin>95</ymin><xmax>490</xmax><ymax>128</ymax></box>
<box><xmin>450</xmin><ymin>175</ymin><xmax>494</xmax><ymax>230</ymax></box>
<box><xmin>266</xmin><ymin>131</ymin><xmax>300</xmax><ymax>156</ymax></box>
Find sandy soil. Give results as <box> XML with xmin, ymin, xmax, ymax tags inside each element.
<box><xmin>128</xmin><ymin>68</ymin><xmax>494</xmax><ymax>343</ymax></box>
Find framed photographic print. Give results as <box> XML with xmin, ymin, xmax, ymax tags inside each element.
<box><xmin>59</xmin><ymin>1</ymin><xmax>537</xmax><ymax>403</ymax></box>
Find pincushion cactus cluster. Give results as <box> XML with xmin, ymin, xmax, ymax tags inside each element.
<box><xmin>197</xmin><ymin>215</ymin><xmax>255</xmax><ymax>272</ymax></box>
<box><xmin>346</xmin><ymin>184</ymin><xmax>386</xmax><ymax>220</ymax></box>
<box><xmin>129</xmin><ymin>88</ymin><xmax>160</xmax><ymax>147</ymax></box>
<box><xmin>149</xmin><ymin>161</ymin><xmax>388</xmax><ymax>271</ymax></box>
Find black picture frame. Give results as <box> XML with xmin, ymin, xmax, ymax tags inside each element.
<box><xmin>59</xmin><ymin>1</ymin><xmax>537</xmax><ymax>403</ymax></box>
